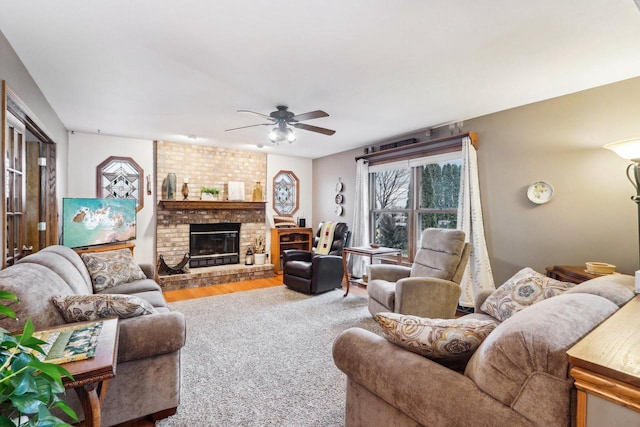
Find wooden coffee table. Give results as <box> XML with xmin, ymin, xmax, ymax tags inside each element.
<box><xmin>50</xmin><ymin>318</ymin><xmax>119</xmax><ymax>427</ymax></box>
<box><xmin>342</xmin><ymin>246</ymin><xmax>403</xmax><ymax>296</ymax></box>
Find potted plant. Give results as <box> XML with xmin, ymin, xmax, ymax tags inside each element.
<box><xmin>0</xmin><ymin>291</ymin><xmax>77</xmax><ymax>426</ymax></box>
<box><xmin>254</xmin><ymin>235</ymin><xmax>266</xmax><ymax>265</ymax></box>
<box><xmin>200</xmin><ymin>187</ymin><xmax>220</xmax><ymax>201</ymax></box>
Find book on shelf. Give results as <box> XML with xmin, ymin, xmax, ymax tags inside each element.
<box><xmin>32</xmin><ymin>321</ymin><xmax>104</xmax><ymax>365</ymax></box>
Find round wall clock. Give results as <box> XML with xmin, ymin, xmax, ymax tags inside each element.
<box><xmin>334</xmin><ymin>205</ymin><xmax>343</xmax><ymax>216</ymax></box>
<box><xmin>335</xmin><ymin>178</ymin><xmax>343</xmax><ymax>192</ymax></box>
<box><xmin>335</xmin><ymin>194</ymin><xmax>344</xmax><ymax>204</ymax></box>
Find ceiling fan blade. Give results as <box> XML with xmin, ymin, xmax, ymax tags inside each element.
<box><xmin>292</xmin><ymin>122</ymin><xmax>336</xmax><ymax>136</ymax></box>
<box><xmin>225</xmin><ymin>123</ymin><xmax>272</xmax><ymax>132</ymax></box>
<box><xmin>237</xmin><ymin>110</ymin><xmax>275</xmax><ymax>121</ymax></box>
<box><xmin>291</xmin><ymin>110</ymin><xmax>329</xmax><ymax>122</ymax></box>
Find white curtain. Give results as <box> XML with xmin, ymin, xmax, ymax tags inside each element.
<box><xmin>457</xmin><ymin>137</ymin><xmax>495</xmax><ymax>307</ymax></box>
<box><xmin>349</xmin><ymin>159</ymin><xmax>370</xmax><ymax>277</ymax></box>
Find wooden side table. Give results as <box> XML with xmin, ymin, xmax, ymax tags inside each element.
<box><xmin>342</xmin><ymin>246</ymin><xmax>403</xmax><ymax>297</ymax></box>
<box><xmin>567</xmin><ymin>295</ymin><xmax>640</xmax><ymax>426</ymax></box>
<box><xmin>58</xmin><ymin>318</ymin><xmax>119</xmax><ymax>427</ymax></box>
<box><xmin>545</xmin><ymin>265</ymin><xmax>603</xmax><ymax>284</ymax></box>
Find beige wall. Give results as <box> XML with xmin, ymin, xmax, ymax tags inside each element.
<box><xmin>67</xmin><ymin>132</ymin><xmax>155</xmax><ymax>265</ymax></box>
<box><xmin>0</xmin><ymin>30</ymin><xmax>69</xmax><ymax>238</ymax></box>
<box><xmin>314</xmin><ymin>77</ymin><xmax>640</xmax><ymax>285</ymax></box>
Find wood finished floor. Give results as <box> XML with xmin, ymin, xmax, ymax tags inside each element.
<box><xmin>114</xmin><ymin>275</ymin><xmax>367</xmax><ymax>427</ymax></box>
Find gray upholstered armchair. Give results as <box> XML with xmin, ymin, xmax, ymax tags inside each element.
<box><xmin>367</xmin><ymin>228</ymin><xmax>471</xmax><ymax>319</ymax></box>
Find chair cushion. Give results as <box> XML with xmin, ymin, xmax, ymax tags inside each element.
<box><xmin>480</xmin><ymin>267</ymin><xmax>574</xmax><ymax>321</ymax></box>
<box><xmin>411</xmin><ymin>228</ymin><xmax>466</xmax><ymax>280</ymax></box>
<box><xmin>285</xmin><ymin>260</ymin><xmax>313</xmax><ymax>279</ymax></box>
<box><xmin>367</xmin><ymin>280</ymin><xmax>396</xmax><ymax>310</ymax></box>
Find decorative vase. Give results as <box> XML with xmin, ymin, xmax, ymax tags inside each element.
<box><xmin>181</xmin><ymin>182</ymin><xmax>189</xmax><ymax>200</ymax></box>
<box><xmin>166</xmin><ymin>173</ymin><xmax>176</xmax><ymax>200</ymax></box>
<box><xmin>254</xmin><ymin>253</ymin><xmax>266</xmax><ymax>265</ymax></box>
<box><xmin>252</xmin><ymin>181</ymin><xmax>263</xmax><ymax>202</ymax></box>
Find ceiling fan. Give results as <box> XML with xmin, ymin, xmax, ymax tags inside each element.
<box><xmin>225</xmin><ymin>105</ymin><xmax>335</xmax><ymax>144</ymax></box>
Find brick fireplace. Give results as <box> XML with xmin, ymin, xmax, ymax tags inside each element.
<box><xmin>155</xmin><ymin>141</ymin><xmax>273</xmax><ymax>290</ymax></box>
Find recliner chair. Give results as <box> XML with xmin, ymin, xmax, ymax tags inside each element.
<box><xmin>282</xmin><ymin>222</ymin><xmax>351</xmax><ymax>294</ymax></box>
<box><xmin>367</xmin><ymin>228</ymin><xmax>471</xmax><ymax>318</ymax></box>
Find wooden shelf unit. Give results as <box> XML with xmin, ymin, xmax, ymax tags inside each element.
<box><xmin>270</xmin><ymin>227</ymin><xmax>313</xmax><ymax>274</ymax></box>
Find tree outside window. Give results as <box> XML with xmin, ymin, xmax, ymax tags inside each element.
<box><xmin>370</xmin><ymin>155</ymin><xmax>461</xmax><ymax>260</ymax></box>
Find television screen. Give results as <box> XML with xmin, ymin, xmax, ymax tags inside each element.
<box><xmin>62</xmin><ymin>198</ymin><xmax>137</xmax><ymax>248</ymax></box>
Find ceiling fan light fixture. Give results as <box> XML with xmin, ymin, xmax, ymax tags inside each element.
<box><xmin>286</xmin><ymin>128</ymin><xmax>296</xmax><ymax>143</ymax></box>
<box><xmin>268</xmin><ymin>128</ymin><xmax>279</xmax><ymax>143</ymax></box>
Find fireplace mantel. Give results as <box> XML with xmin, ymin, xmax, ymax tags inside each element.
<box><xmin>158</xmin><ymin>200</ymin><xmax>266</xmax><ymax>210</ymax></box>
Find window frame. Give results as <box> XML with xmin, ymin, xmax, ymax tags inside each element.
<box><xmin>368</xmin><ymin>150</ymin><xmax>463</xmax><ymax>262</ymax></box>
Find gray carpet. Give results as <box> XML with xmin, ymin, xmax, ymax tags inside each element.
<box><xmin>157</xmin><ymin>286</ymin><xmax>380</xmax><ymax>427</ymax></box>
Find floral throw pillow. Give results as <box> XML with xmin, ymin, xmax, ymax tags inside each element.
<box><xmin>52</xmin><ymin>294</ymin><xmax>156</xmax><ymax>323</ymax></box>
<box><xmin>81</xmin><ymin>248</ymin><xmax>146</xmax><ymax>292</ymax></box>
<box><xmin>374</xmin><ymin>313</ymin><xmax>497</xmax><ymax>364</ymax></box>
<box><xmin>480</xmin><ymin>267</ymin><xmax>575</xmax><ymax>321</ymax></box>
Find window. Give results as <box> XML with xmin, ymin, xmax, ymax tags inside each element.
<box><xmin>370</xmin><ymin>152</ymin><xmax>461</xmax><ymax>260</ymax></box>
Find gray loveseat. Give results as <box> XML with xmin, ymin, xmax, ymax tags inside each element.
<box><xmin>333</xmin><ymin>273</ymin><xmax>635</xmax><ymax>427</ymax></box>
<box><xmin>0</xmin><ymin>245</ymin><xmax>186</xmax><ymax>426</ymax></box>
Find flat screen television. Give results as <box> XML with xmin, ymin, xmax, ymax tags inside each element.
<box><xmin>62</xmin><ymin>198</ymin><xmax>137</xmax><ymax>249</ymax></box>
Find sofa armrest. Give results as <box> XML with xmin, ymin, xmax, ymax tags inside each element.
<box><xmin>138</xmin><ymin>263</ymin><xmax>155</xmax><ymax>280</ymax></box>
<box><xmin>332</xmin><ymin>328</ymin><xmax>534</xmax><ymax>427</ymax></box>
<box><xmin>368</xmin><ymin>264</ymin><xmax>411</xmax><ymax>282</ymax></box>
<box><xmin>395</xmin><ymin>277</ymin><xmax>461</xmax><ymax>318</ymax></box>
<box><xmin>117</xmin><ymin>311</ymin><xmax>186</xmax><ymax>363</ymax></box>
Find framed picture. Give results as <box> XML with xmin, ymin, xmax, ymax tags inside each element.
<box><xmin>96</xmin><ymin>156</ymin><xmax>144</xmax><ymax>212</ymax></box>
<box><xmin>272</xmin><ymin>170</ymin><xmax>299</xmax><ymax>216</ymax></box>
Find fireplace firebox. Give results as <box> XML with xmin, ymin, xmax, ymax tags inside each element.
<box><xmin>189</xmin><ymin>223</ymin><xmax>240</xmax><ymax>268</ymax></box>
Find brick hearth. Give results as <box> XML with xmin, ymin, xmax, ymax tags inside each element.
<box><xmin>158</xmin><ymin>263</ymin><xmax>276</xmax><ymax>291</ymax></box>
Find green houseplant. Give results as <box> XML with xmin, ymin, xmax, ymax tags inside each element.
<box><xmin>0</xmin><ymin>291</ymin><xmax>77</xmax><ymax>427</ymax></box>
<box><xmin>200</xmin><ymin>187</ymin><xmax>220</xmax><ymax>201</ymax></box>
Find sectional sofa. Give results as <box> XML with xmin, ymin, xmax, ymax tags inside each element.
<box><xmin>0</xmin><ymin>245</ymin><xmax>186</xmax><ymax>426</ymax></box>
<box><xmin>333</xmin><ymin>272</ymin><xmax>636</xmax><ymax>426</ymax></box>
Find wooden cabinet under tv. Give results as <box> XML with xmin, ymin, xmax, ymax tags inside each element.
<box><xmin>271</xmin><ymin>227</ymin><xmax>313</xmax><ymax>274</ymax></box>
<box><xmin>73</xmin><ymin>242</ymin><xmax>135</xmax><ymax>256</ymax></box>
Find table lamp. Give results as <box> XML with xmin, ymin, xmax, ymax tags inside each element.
<box><xmin>604</xmin><ymin>137</ymin><xmax>640</xmax><ymax>271</ymax></box>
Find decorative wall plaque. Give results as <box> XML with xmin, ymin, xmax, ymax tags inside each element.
<box><xmin>96</xmin><ymin>156</ymin><xmax>144</xmax><ymax>211</ymax></box>
<box><xmin>272</xmin><ymin>170</ymin><xmax>299</xmax><ymax>216</ymax></box>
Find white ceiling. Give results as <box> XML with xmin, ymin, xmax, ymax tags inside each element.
<box><xmin>1</xmin><ymin>0</ymin><xmax>640</xmax><ymax>159</ymax></box>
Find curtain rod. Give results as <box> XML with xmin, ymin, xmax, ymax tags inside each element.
<box><xmin>355</xmin><ymin>132</ymin><xmax>477</xmax><ymax>164</ymax></box>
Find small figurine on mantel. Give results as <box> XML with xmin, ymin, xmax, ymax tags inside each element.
<box><xmin>181</xmin><ymin>178</ymin><xmax>189</xmax><ymax>200</ymax></box>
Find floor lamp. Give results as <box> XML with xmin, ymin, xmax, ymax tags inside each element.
<box><xmin>604</xmin><ymin>137</ymin><xmax>640</xmax><ymax>269</ymax></box>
